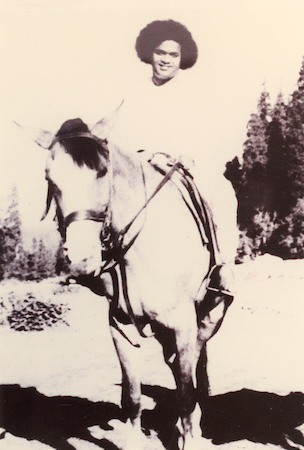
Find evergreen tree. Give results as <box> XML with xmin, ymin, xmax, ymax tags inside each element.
<box><xmin>0</xmin><ymin>186</ymin><xmax>25</xmax><ymax>279</ymax></box>
<box><xmin>0</xmin><ymin>186</ymin><xmax>58</xmax><ymax>280</ymax></box>
<box><xmin>266</xmin><ymin>92</ymin><xmax>291</xmax><ymax>218</ymax></box>
<box><xmin>0</xmin><ymin>229</ymin><xmax>5</xmax><ymax>280</ymax></box>
<box><xmin>26</xmin><ymin>237</ymin><xmax>38</xmax><ymax>280</ymax></box>
<box><xmin>266</xmin><ymin>58</ymin><xmax>304</xmax><ymax>258</ymax></box>
<box><xmin>36</xmin><ymin>239</ymin><xmax>56</xmax><ymax>280</ymax></box>
<box><xmin>242</xmin><ymin>90</ymin><xmax>271</xmax><ymax>171</ymax></box>
<box><xmin>226</xmin><ymin>58</ymin><xmax>304</xmax><ymax>260</ymax></box>
<box><xmin>55</xmin><ymin>241</ymin><xmax>70</xmax><ymax>276</ymax></box>
<box><xmin>225</xmin><ymin>156</ymin><xmax>242</xmax><ymax>193</ymax></box>
<box><xmin>284</xmin><ymin>56</ymin><xmax>304</xmax><ymax>203</ymax></box>
<box><xmin>238</xmin><ymin>90</ymin><xmax>272</xmax><ymax>231</ymax></box>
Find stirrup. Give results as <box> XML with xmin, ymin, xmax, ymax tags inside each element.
<box><xmin>206</xmin><ymin>264</ymin><xmax>235</xmax><ymax>301</ymax></box>
<box><xmin>196</xmin><ymin>264</ymin><xmax>234</xmax><ymax>324</ymax></box>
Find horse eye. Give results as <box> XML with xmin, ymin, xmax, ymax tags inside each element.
<box><xmin>96</xmin><ymin>168</ymin><xmax>107</xmax><ymax>179</ymax></box>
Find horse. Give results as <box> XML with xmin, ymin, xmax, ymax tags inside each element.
<box><xmin>21</xmin><ymin>115</ymin><xmax>233</xmax><ymax>450</ymax></box>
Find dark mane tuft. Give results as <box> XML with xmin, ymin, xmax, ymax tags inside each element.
<box><xmin>54</xmin><ymin>118</ymin><xmax>108</xmax><ymax>171</ymax></box>
<box><xmin>56</xmin><ymin>118</ymin><xmax>89</xmax><ymax>136</ymax></box>
<box><xmin>60</xmin><ymin>137</ymin><xmax>106</xmax><ymax>171</ymax></box>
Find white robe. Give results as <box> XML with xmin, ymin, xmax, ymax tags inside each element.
<box><xmin>108</xmin><ymin>71</ymin><xmax>239</xmax><ymax>263</ymax></box>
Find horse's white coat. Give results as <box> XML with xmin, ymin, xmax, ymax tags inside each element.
<box><xmin>43</xmin><ymin>128</ymin><xmax>229</xmax><ymax>450</ymax></box>
<box><xmin>45</xmin><ymin>143</ymin><xmax>110</xmax><ymax>275</ymax></box>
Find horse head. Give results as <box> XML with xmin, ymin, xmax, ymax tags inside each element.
<box><xmin>51</xmin><ymin>119</ymin><xmax>112</xmax><ymax>276</ymax></box>
<box><xmin>18</xmin><ymin>117</ymin><xmax>112</xmax><ymax>277</ymax></box>
<box><xmin>18</xmin><ymin>102</ymin><xmax>144</xmax><ymax>278</ymax></box>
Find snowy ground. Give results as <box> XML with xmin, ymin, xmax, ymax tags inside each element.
<box><xmin>0</xmin><ymin>255</ymin><xmax>304</xmax><ymax>450</ymax></box>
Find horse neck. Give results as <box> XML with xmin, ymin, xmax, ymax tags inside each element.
<box><xmin>109</xmin><ymin>145</ymin><xmax>146</xmax><ymax>232</ymax></box>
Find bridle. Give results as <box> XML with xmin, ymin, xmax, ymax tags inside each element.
<box><xmin>43</xmin><ymin>134</ymin><xmax>182</xmax><ymax>271</ymax></box>
<box><xmin>43</xmin><ymin>136</ymin><xmax>221</xmax><ymax>344</ymax></box>
<box><xmin>43</xmin><ymin>142</ymin><xmax>182</xmax><ymax>344</ymax></box>
<box><xmin>43</xmin><ymin>130</ymin><xmax>111</xmax><ymax>238</ymax></box>
<box><xmin>63</xmin><ymin>161</ymin><xmax>181</xmax><ymax>268</ymax></box>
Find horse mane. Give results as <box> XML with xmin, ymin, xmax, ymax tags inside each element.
<box><xmin>53</xmin><ymin>118</ymin><xmax>108</xmax><ymax>171</ymax></box>
<box><xmin>59</xmin><ymin>137</ymin><xmax>108</xmax><ymax>171</ymax></box>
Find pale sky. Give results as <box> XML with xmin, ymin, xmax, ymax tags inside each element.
<box><xmin>1</xmin><ymin>0</ymin><xmax>304</xmax><ymax>230</ymax></box>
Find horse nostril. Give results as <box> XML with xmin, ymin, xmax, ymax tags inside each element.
<box><xmin>65</xmin><ymin>255</ymin><xmax>71</xmax><ymax>264</ymax></box>
<box><xmin>63</xmin><ymin>249</ymin><xmax>71</xmax><ymax>264</ymax></box>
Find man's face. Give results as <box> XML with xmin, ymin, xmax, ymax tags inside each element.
<box><xmin>152</xmin><ymin>40</ymin><xmax>181</xmax><ymax>85</ymax></box>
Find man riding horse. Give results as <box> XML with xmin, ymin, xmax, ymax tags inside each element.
<box><xmin>108</xmin><ymin>19</ymin><xmax>238</xmax><ymax>304</ymax></box>
<box><xmin>16</xmin><ymin>19</ymin><xmax>237</xmax><ymax>450</ymax></box>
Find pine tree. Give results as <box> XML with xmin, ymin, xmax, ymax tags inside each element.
<box><xmin>224</xmin><ymin>156</ymin><xmax>242</xmax><ymax>193</ymax></box>
<box><xmin>226</xmin><ymin>57</ymin><xmax>304</xmax><ymax>260</ymax></box>
<box><xmin>238</xmin><ymin>90</ymin><xmax>272</xmax><ymax>230</ymax></box>
<box><xmin>242</xmin><ymin>90</ymin><xmax>271</xmax><ymax>171</ymax></box>
<box><xmin>0</xmin><ymin>186</ymin><xmax>58</xmax><ymax>280</ymax></box>
<box><xmin>0</xmin><ymin>186</ymin><xmax>25</xmax><ymax>280</ymax></box>
<box><xmin>266</xmin><ymin>58</ymin><xmax>304</xmax><ymax>258</ymax></box>
<box><xmin>0</xmin><ymin>229</ymin><xmax>5</xmax><ymax>280</ymax></box>
<box><xmin>36</xmin><ymin>239</ymin><xmax>56</xmax><ymax>280</ymax></box>
<box><xmin>288</xmin><ymin>56</ymin><xmax>304</xmax><ymax>123</ymax></box>
<box><xmin>266</xmin><ymin>92</ymin><xmax>291</xmax><ymax>218</ymax></box>
<box><xmin>55</xmin><ymin>241</ymin><xmax>70</xmax><ymax>276</ymax></box>
<box><xmin>284</xmin><ymin>56</ymin><xmax>304</xmax><ymax>202</ymax></box>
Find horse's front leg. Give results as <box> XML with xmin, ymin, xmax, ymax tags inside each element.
<box><xmin>110</xmin><ymin>324</ymin><xmax>144</xmax><ymax>450</ymax></box>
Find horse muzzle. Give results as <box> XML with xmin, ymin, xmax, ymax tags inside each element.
<box><xmin>65</xmin><ymin>253</ymin><xmax>102</xmax><ymax>277</ymax></box>
<box><xmin>63</xmin><ymin>221</ymin><xmax>103</xmax><ymax>276</ymax></box>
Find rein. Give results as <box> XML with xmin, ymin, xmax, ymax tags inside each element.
<box><xmin>52</xmin><ymin>159</ymin><xmax>182</xmax><ymax>263</ymax></box>
<box><xmin>42</xmin><ymin>159</ymin><xmax>181</xmax><ymax>344</ymax></box>
<box><xmin>114</xmin><ymin>160</ymin><xmax>182</xmax><ymax>247</ymax></box>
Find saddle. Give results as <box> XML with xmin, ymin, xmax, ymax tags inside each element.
<box><xmin>72</xmin><ymin>151</ymin><xmax>234</xmax><ymax>346</ymax></box>
<box><xmin>144</xmin><ymin>151</ymin><xmax>234</xmax><ymax>317</ymax></box>
<box><xmin>145</xmin><ymin>151</ymin><xmax>221</xmax><ymax>269</ymax></box>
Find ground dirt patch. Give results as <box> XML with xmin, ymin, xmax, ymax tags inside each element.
<box><xmin>0</xmin><ymin>257</ymin><xmax>304</xmax><ymax>449</ymax></box>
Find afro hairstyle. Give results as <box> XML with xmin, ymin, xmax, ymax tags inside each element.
<box><xmin>135</xmin><ymin>20</ymin><xmax>198</xmax><ymax>70</ymax></box>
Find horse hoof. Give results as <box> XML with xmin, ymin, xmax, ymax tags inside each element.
<box><xmin>88</xmin><ymin>425</ymin><xmax>105</xmax><ymax>440</ymax></box>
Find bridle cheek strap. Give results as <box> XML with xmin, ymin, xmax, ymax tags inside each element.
<box><xmin>41</xmin><ymin>181</ymin><xmax>54</xmax><ymax>221</ymax></box>
<box><xmin>41</xmin><ymin>182</ymin><xmax>108</xmax><ymax>239</ymax></box>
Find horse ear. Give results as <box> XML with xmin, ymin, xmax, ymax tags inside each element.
<box><xmin>14</xmin><ymin>121</ymin><xmax>55</xmax><ymax>149</ymax></box>
<box><xmin>91</xmin><ymin>100</ymin><xmax>124</xmax><ymax>140</ymax></box>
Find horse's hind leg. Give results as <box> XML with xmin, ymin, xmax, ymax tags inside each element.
<box><xmin>196</xmin><ymin>343</ymin><xmax>209</xmax><ymax>403</ymax></box>
<box><xmin>196</xmin><ymin>300</ymin><xmax>230</xmax><ymax>439</ymax></box>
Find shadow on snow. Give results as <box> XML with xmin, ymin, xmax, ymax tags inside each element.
<box><xmin>1</xmin><ymin>384</ymin><xmax>304</xmax><ymax>450</ymax></box>
<box><xmin>0</xmin><ymin>384</ymin><xmax>122</xmax><ymax>450</ymax></box>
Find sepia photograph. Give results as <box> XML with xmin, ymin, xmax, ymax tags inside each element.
<box><xmin>1</xmin><ymin>0</ymin><xmax>304</xmax><ymax>449</ymax></box>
